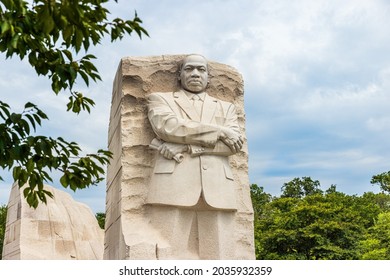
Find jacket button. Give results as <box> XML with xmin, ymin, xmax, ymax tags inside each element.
<box><xmin>202</xmin><ymin>164</ymin><xmax>208</xmax><ymax>170</ymax></box>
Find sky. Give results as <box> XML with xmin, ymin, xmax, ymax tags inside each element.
<box><xmin>1</xmin><ymin>0</ymin><xmax>390</xmax><ymax>213</ymax></box>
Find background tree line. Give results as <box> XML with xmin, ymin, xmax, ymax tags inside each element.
<box><xmin>251</xmin><ymin>172</ymin><xmax>390</xmax><ymax>260</ymax></box>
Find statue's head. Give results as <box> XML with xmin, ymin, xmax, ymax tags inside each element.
<box><xmin>178</xmin><ymin>54</ymin><xmax>209</xmax><ymax>93</ymax></box>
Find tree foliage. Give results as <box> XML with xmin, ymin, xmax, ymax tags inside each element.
<box><xmin>250</xmin><ymin>184</ymin><xmax>272</xmax><ymax>257</ymax></box>
<box><xmin>281</xmin><ymin>176</ymin><xmax>324</xmax><ymax>198</ymax></box>
<box><xmin>95</xmin><ymin>212</ymin><xmax>105</xmax><ymax>229</ymax></box>
<box><xmin>0</xmin><ymin>0</ymin><xmax>147</xmax><ymax>104</ymax></box>
<box><xmin>0</xmin><ymin>101</ymin><xmax>112</xmax><ymax>207</ymax></box>
<box><xmin>256</xmin><ymin>193</ymin><xmax>363</xmax><ymax>259</ymax></box>
<box><xmin>0</xmin><ymin>204</ymin><xmax>7</xmax><ymax>260</ymax></box>
<box><xmin>250</xmin><ymin>184</ymin><xmax>271</xmax><ymax>219</ymax></box>
<box><xmin>0</xmin><ymin>0</ymin><xmax>148</xmax><ymax>207</ymax></box>
<box><xmin>371</xmin><ymin>171</ymin><xmax>390</xmax><ymax>193</ymax></box>
<box><xmin>251</xmin><ymin>177</ymin><xmax>390</xmax><ymax>260</ymax></box>
<box><xmin>359</xmin><ymin>212</ymin><xmax>390</xmax><ymax>259</ymax></box>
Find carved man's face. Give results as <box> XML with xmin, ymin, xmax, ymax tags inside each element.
<box><xmin>179</xmin><ymin>55</ymin><xmax>208</xmax><ymax>93</ymax></box>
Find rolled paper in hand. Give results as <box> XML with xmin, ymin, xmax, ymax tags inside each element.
<box><xmin>149</xmin><ymin>138</ymin><xmax>184</xmax><ymax>163</ymax></box>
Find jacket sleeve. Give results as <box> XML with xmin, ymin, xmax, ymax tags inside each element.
<box><xmin>147</xmin><ymin>92</ymin><xmax>221</xmax><ymax>147</ymax></box>
<box><xmin>188</xmin><ymin>103</ymin><xmax>242</xmax><ymax>156</ymax></box>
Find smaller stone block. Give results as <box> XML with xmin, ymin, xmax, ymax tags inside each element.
<box><xmin>2</xmin><ymin>183</ymin><xmax>104</xmax><ymax>260</ymax></box>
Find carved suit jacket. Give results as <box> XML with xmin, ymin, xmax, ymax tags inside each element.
<box><xmin>146</xmin><ymin>90</ymin><xmax>241</xmax><ymax>210</ymax></box>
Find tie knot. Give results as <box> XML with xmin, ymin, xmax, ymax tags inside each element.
<box><xmin>192</xmin><ymin>95</ymin><xmax>201</xmax><ymax>101</ymax></box>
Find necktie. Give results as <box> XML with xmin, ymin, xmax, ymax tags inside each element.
<box><xmin>192</xmin><ymin>95</ymin><xmax>203</xmax><ymax>116</ymax></box>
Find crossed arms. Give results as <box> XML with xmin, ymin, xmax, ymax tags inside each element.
<box><xmin>147</xmin><ymin>92</ymin><xmax>243</xmax><ymax>160</ymax></box>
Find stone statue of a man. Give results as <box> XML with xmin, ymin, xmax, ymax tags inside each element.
<box><xmin>146</xmin><ymin>54</ymin><xmax>244</xmax><ymax>259</ymax></box>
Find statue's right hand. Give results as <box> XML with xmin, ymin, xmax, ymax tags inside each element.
<box><xmin>219</xmin><ymin>127</ymin><xmax>243</xmax><ymax>153</ymax></box>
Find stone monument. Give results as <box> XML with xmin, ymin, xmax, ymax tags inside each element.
<box><xmin>104</xmin><ymin>54</ymin><xmax>254</xmax><ymax>260</ymax></box>
<box><xmin>2</xmin><ymin>183</ymin><xmax>104</xmax><ymax>259</ymax></box>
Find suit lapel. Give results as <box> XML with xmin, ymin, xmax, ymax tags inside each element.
<box><xmin>173</xmin><ymin>90</ymin><xmax>199</xmax><ymax>121</ymax></box>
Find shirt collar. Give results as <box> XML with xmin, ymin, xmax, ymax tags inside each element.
<box><xmin>184</xmin><ymin>90</ymin><xmax>206</xmax><ymax>102</ymax></box>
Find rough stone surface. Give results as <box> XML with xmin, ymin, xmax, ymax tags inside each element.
<box><xmin>104</xmin><ymin>54</ymin><xmax>255</xmax><ymax>260</ymax></box>
<box><xmin>2</xmin><ymin>183</ymin><xmax>104</xmax><ymax>260</ymax></box>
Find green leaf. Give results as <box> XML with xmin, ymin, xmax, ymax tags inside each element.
<box><xmin>10</xmin><ymin>113</ymin><xmax>22</xmax><ymax>123</ymax></box>
<box><xmin>26</xmin><ymin>158</ymin><xmax>34</xmax><ymax>173</ymax></box>
<box><xmin>29</xmin><ymin>172</ymin><xmax>37</xmax><ymax>189</ymax></box>
<box><xmin>20</xmin><ymin>119</ymin><xmax>30</xmax><ymax>135</ymax></box>
<box><xmin>12</xmin><ymin>166</ymin><xmax>22</xmax><ymax>181</ymax></box>
<box><xmin>11</xmin><ymin>34</ymin><xmax>20</xmax><ymax>49</ymax></box>
<box><xmin>32</xmin><ymin>113</ymin><xmax>42</xmax><ymax>126</ymax></box>
<box><xmin>1</xmin><ymin>21</ymin><xmax>10</xmax><ymax>34</ymax></box>
<box><xmin>79</xmin><ymin>70</ymin><xmax>90</xmax><ymax>86</ymax></box>
<box><xmin>23</xmin><ymin>186</ymin><xmax>30</xmax><ymax>198</ymax></box>
<box><xmin>62</xmin><ymin>50</ymin><xmax>73</xmax><ymax>61</ymax></box>
<box><xmin>75</xmin><ymin>29</ymin><xmax>84</xmax><ymax>52</ymax></box>
<box><xmin>43</xmin><ymin>189</ymin><xmax>54</xmax><ymax>199</ymax></box>
<box><xmin>66</xmin><ymin>97</ymin><xmax>74</xmax><ymax>112</ymax></box>
<box><xmin>28</xmin><ymin>52</ymin><xmax>38</xmax><ymax>66</ymax></box>
<box><xmin>36</xmin><ymin>109</ymin><xmax>48</xmax><ymax>120</ymax></box>
<box><xmin>63</xmin><ymin>25</ymin><xmax>74</xmax><ymax>43</ymax></box>
<box><xmin>83</xmin><ymin>54</ymin><xmax>97</xmax><ymax>60</ymax></box>
<box><xmin>25</xmin><ymin>114</ymin><xmax>37</xmax><ymax>131</ymax></box>
<box><xmin>72</xmin><ymin>101</ymin><xmax>80</xmax><ymax>114</ymax></box>
<box><xmin>24</xmin><ymin>102</ymin><xmax>36</xmax><ymax>109</ymax></box>
<box><xmin>26</xmin><ymin>192</ymin><xmax>38</xmax><ymax>209</ymax></box>
<box><xmin>60</xmin><ymin>174</ymin><xmax>69</xmax><ymax>187</ymax></box>
<box><xmin>43</xmin><ymin>16</ymin><xmax>55</xmax><ymax>34</ymax></box>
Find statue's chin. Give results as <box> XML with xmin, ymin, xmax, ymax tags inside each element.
<box><xmin>185</xmin><ymin>86</ymin><xmax>205</xmax><ymax>93</ymax></box>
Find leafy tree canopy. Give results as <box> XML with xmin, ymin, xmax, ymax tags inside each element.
<box><xmin>0</xmin><ymin>0</ymin><xmax>148</xmax><ymax>207</ymax></box>
<box><xmin>250</xmin><ymin>184</ymin><xmax>272</xmax><ymax>219</ymax></box>
<box><xmin>359</xmin><ymin>212</ymin><xmax>390</xmax><ymax>259</ymax></box>
<box><xmin>371</xmin><ymin>171</ymin><xmax>390</xmax><ymax>193</ymax></box>
<box><xmin>281</xmin><ymin>176</ymin><xmax>325</xmax><ymax>198</ymax></box>
<box><xmin>252</xmin><ymin>177</ymin><xmax>390</xmax><ymax>260</ymax></box>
